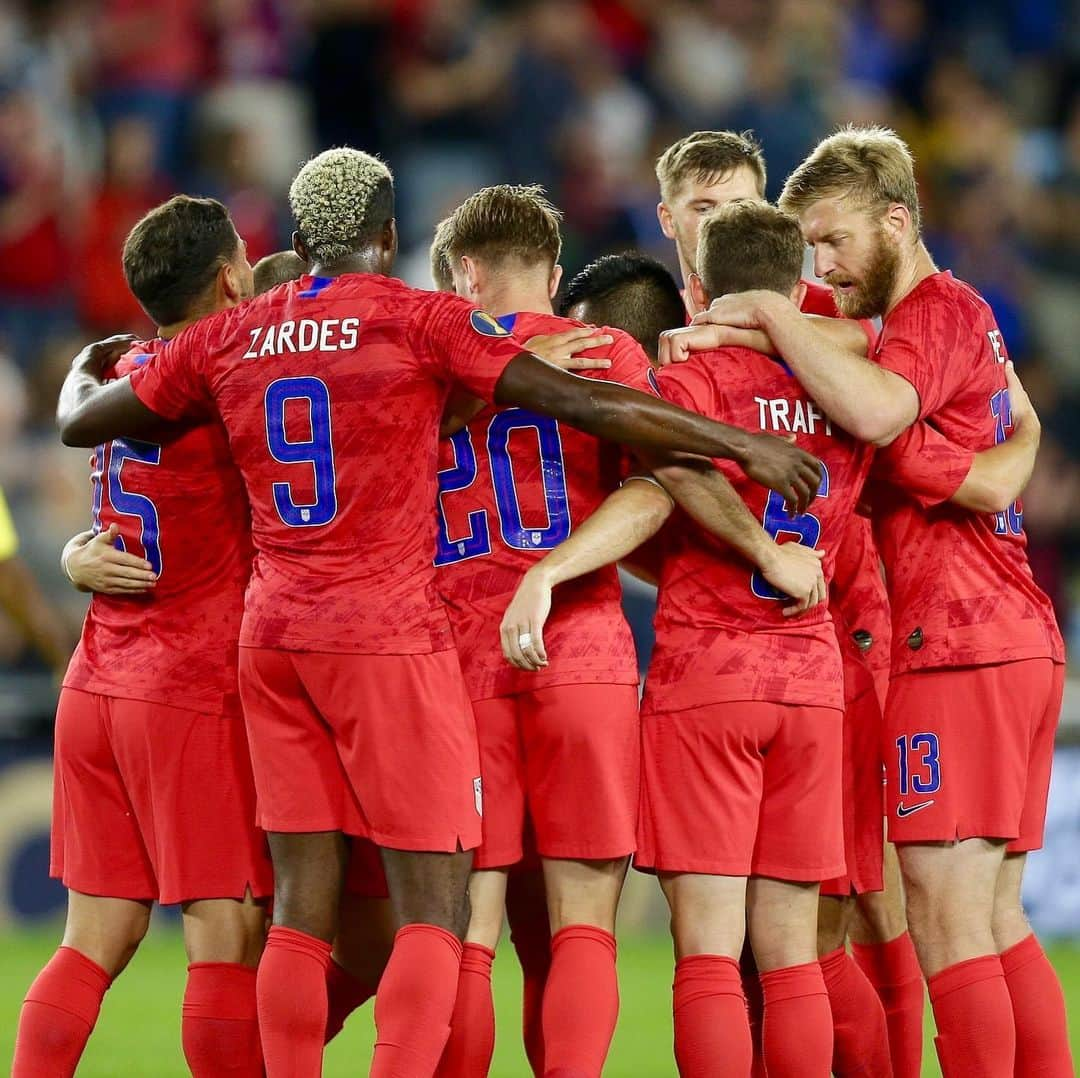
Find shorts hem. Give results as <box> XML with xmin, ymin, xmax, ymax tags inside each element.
<box><xmin>55</xmin><ymin>874</ymin><xmax>156</xmax><ymax>904</ymax></box>
<box><xmin>367</xmin><ymin>826</ymin><xmax>481</xmax><ymax>854</ymax></box>
<box><xmin>535</xmin><ymin>841</ymin><xmax>636</xmax><ymax>861</ymax></box>
<box><xmin>257</xmin><ymin>816</ymin><xmax>367</xmax><ymax>837</ymax></box>
<box><xmin>473</xmin><ymin>847</ymin><xmax>524</xmax><ymax>871</ymax></box>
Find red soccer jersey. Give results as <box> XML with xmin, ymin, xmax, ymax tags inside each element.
<box><xmin>870</xmin><ymin>271</ymin><xmax>1063</xmax><ymax>673</ymax></box>
<box><xmin>799</xmin><ymin>281</ymin><xmax>892</xmax><ymax>688</ymax></box>
<box><xmin>647</xmin><ymin>347</ymin><xmax>874</xmax><ymax>713</ymax></box>
<box><xmin>130</xmin><ymin>274</ymin><xmax>523</xmax><ymax>654</ymax></box>
<box><xmin>435</xmin><ymin>311</ymin><xmax>657</xmax><ymax>700</ymax></box>
<box><xmin>64</xmin><ymin>339</ymin><xmax>252</xmax><ymax>714</ymax></box>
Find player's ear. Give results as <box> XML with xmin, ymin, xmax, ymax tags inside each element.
<box><xmin>291</xmin><ymin>230</ymin><xmax>310</xmax><ymax>264</ymax></box>
<box><xmin>687</xmin><ymin>272</ymin><xmax>708</xmax><ymax>316</ymax></box>
<box><xmin>791</xmin><ymin>280</ymin><xmax>807</xmax><ymax>308</ymax></box>
<box><xmin>381</xmin><ymin>218</ymin><xmax>399</xmax><ymax>273</ymax></box>
<box><xmin>549</xmin><ymin>263</ymin><xmax>563</xmax><ymax>301</ymax></box>
<box><xmin>657</xmin><ymin>201</ymin><xmax>676</xmax><ymax>241</ymax></box>
<box><xmin>883</xmin><ymin>203</ymin><xmax>909</xmax><ymax>243</ymax></box>
<box><xmin>461</xmin><ymin>255</ymin><xmax>482</xmax><ymax>299</ymax></box>
<box><xmin>219</xmin><ymin>260</ymin><xmax>242</xmax><ymax>305</ymax></box>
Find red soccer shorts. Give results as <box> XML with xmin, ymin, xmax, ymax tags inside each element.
<box><xmin>885</xmin><ymin>657</ymin><xmax>1064</xmax><ymax>850</ymax></box>
<box><xmin>821</xmin><ymin>650</ymin><xmax>885</xmax><ymax>897</ymax></box>
<box><xmin>471</xmin><ymin>683</ymin><xmax>640</xmax><ymax>869</ymax></box>
<box><xmin>50</xmin><ymin>688</ymin><xmax>272</xmax><ymax>905</ymax></box>
<box><xmin>636</xmin><ymin>700</ymin><xmax>845</xmax><ymax>881</ymax></box>
<box><xmin>239</xmin><ymin>647</ymin><xmax>482</xmax><ymax>852</ymax></box>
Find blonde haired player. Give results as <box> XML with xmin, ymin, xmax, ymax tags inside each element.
<box><xmin>678</xmin><ymin>125</ymin><xmax>1070</xmax><ymax>1078</ymax></box>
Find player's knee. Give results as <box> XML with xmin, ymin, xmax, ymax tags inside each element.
<box><xmin>544</xmin><ymin>857</ymin><xmax>626</xmax><ymax>934</ymax></box>
<box><xmin>816</xmin><ymin>895</ymin><xmax>852</xmax><ymax>956</ymax></box>
<box><xmin>853</xmin><ymin>887</ymin><xmax>908</xmax><ymax>944</ymax></box>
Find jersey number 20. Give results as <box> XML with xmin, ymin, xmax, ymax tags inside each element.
<box><xmin>435</xmin><ymin>409</ymin><xmax>571</xmax><ymax>565</ymax></box>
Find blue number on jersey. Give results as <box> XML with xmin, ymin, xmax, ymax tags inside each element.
<box><xmin>435</xmin><ymin>409</ymin><xmax>571</xmax><ymax>565</ymax></box>
<box><xmin>750</xmin><ymin>463</ymin><xmax>830</xmax><ymax>600</ymax></box>
<box><xmin>90</xmin><ymin>439</ymin><xmax>165</xmax><ymax>575</ymax></box>
<box><xmin>989</xmin><ymin>388</ymin><xmax>1023</xmax><ymax>536</ymax></box>
<box><xmin>264</xmin><ymin>376</ymin><xmax>338</xmax><ymax>528</ymax></box>
<box><xmin>896</xmin><ymin>732</ymin><xmax>941</xmax><ymax>795</ymax></box>
<box><xmin>435</xmin><ymin>427</ymin><xmax>491</xmax><ymax>565</ymax></box>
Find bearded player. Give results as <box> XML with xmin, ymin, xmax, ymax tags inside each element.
<box><xmin>679</xmin><ymin>126</ymin><xmax>1070</xmax><ymax>1078</ymax></box>
<box><xmin>55</xmin><ymin>148</ymin><xmax>822</xmax><ymax>1077</ymax></box>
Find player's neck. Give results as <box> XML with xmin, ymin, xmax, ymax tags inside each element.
<box><xmin>478</xmin><ymin>285</ymin><xmax>554</xmax><ymax>320</ymax></box>
<box><xmin>884</xmin><ymin>241</ymin><xmax>938</xmax><ymax>318</ymax></box>
<box><xmin>309</xmin><ymin>250</ymin><xmax>387</xmax><ymax>279</ymax></box>
<box><xmin>156</xmin><ymin>314</ymin><xmax>204</xmax><ymax>340</ymax></box>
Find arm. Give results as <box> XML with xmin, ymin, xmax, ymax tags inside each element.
<box><xmin>662</xmin><ymin>292</ymin><xmax>919</xmax><ymax>445</ymax></box>
<box><xmin>501</xmin><ymin>476</ymin><xmax>673</xmax><ymax>670</ymax></box>
<box><xmin>643</xmin><ymin>451</ymin><xmax>826</xmax><ymax>616</ymax></box>
<box><xmin>885</xmin><ymin>360</ymin><xmax>1040</xmax><ymax>513</ymax></box>
<box><xmin>62</xmin><ymin>525</ymin><xmax>158</xmax><ymax>595</ymax></box>
<box><xmin>440</xmin><ymin>328</ymin><xmax>614</xmax><ymax>437</ymax></box>
<box><xmin>0</xmin><ymin>554</ymin><xmax>75</xmax><ymax>674</ymax></box>
<box><xmin>656</xmin><ymin>313</ymin><xmax>870</xmax><ymax>365</ymax></box>
<box><xmin>493</xmin><ymin>352</ymin><xmax>823</xmax><ymax>512</ymax></box>
<box><xmin>57</xmin><ymin>336</ymin><xmax>168</xmax><ymax>447</ymax></box>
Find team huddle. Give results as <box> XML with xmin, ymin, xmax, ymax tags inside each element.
<box><xmin>10</xmin><ymin>126</ymin><xmax>1072</xmax><ymax>1078</ymax></box>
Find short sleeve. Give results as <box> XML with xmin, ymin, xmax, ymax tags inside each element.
<box><xmin>129</xmin><ymin>320</ymin><xmax>215</xmax><ymax>421</ymax></box>
<box><xmin>411</xmin><ymin>292</ymin><xmax>523</xmax><ymax>402</ymax></box>
<box><xmin>0</xmin><ymin>486</ymin><xmax>18</xmax><ymax>561</ymax></box>
<box><xmin>602</xmin><ymin>330</ymin><xmax>662</xmax><ymax>397</ymax></box>
<box><xmin>656</xmin><ymin>358</ymin><xmax>720</xmax><ymax>417</ymax></box>
<box><xmin>876</xmin><ymin>292</ymin><xmax>968</xmax><ymax>420</ymax></box>
<box><xmin>874</xmin><ymin>421</ymin><xmax>975</xmax><ymax>508</ymax></box>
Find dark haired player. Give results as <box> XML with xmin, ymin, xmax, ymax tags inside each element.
<box><xmin>55</xmin><ymin>148</ymin><xmax>822</xmax><ymax>1077</ymax></box>
<box><xmin>561</xmin><ymin>252</ymin><xmax>687</xmax><ymax>363</ymax></box>
<box><xmin>13</xmin><ymin>196</ymin><xmax>273</xmax><ymax>1078</ymax></box>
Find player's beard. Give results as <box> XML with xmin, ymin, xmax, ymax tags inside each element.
<box><xmin>829</xmin><ymin>227</ymin><xmax>899</xmax><ymax>319</ymax></box>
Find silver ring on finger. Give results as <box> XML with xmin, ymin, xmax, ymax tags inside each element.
<box><xmin>518</xmin><ymin>632</ymin><xmax>532</xmax><ymax>647</ymax></box>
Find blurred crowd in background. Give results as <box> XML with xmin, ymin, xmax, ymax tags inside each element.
<box><xmin>0</xmin><ymin>0</ymin><xmax>1078</xmax><ymax>702</ymax></box>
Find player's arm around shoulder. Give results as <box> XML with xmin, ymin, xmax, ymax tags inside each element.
<box><xmin>58</xmin><ymin>333</ymin><xmax>181</xmax><ymax>447</ymax></box>
<box><xmin>500</xmin><ymin>476</ymin><xmax>674</xmax><ymax>671</ymax></box>
<box><xmin>669</xmin><ymin>291</ymin><xmax>919</xmax><ymax>446</ymax></box>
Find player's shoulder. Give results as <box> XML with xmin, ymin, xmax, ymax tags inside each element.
<box><xmin>799</xmin><ymin>280</ymin><xmax>840</xmax><ymax>318</ymax></box>
<box><xmin>113</xmin><ymin>338</ymin><xmax>164</xmax><ymax>379</ymax></box>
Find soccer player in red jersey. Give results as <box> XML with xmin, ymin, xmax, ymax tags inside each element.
<box><xmin>431</xmin><ymin>186</ymin><xmax>828</xmax><ymax>1078</ymax></box>
<box><xmin>13</xmin><ymin>196</ymin><xmax>274</xmax><ymax>1078</ymax></box>
<box><xmin>55</xmin><ymin>149</ymin><xmax>822</xmax><ymax>1077</ymax></box>
<box><xmin>679</xmin><ymin>126</ymin><xmax>1071</xmax><ymax>1078</ymax></box>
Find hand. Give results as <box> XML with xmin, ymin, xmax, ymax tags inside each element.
<box><xmin>1005</xmin><ymin>361</ymin><xmax>1039</xmax><ymax>436</ymax></box>
<box><xmin>757</xmin><ymin>543</ymin><xmax>827</xmax><ymax>617</ymax></box>
<box><xmin>737</xmin><ymin>433</ymin><xmax>823</xmax><ymax>514</ymax></box>
<box><xmin>656</xmin><ymin>324</ymin><xmax>729</xmax><ymax>366</ymax></box>
<box><xmin>64</xmin><ymin>524</ymin><xmax>157</xmax><ymax>594</ymax></box>
<box><xmin>692</xmin><ymin>291</ymin><xmax>776</xmax><ymax>330</ymax></box>
<box><xmin>79</xmin><ymin>333</ymin><xmax>138</xmax><ymax>375</ymax></box>
<box><xmin>525</xmin><ymin>328</ymin><xmax>613</xmax><ymax>371</ymax></box>
<box><xmin>500</xmin><ymin>567</ymin><xmax>552</xmax><ymax>671</ymax></box>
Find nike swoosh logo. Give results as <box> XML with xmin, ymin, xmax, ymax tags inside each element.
<box><xmin>897</xmin><ymin>800</ymin><xmax>935</xmax><ymax>817</ymax></box>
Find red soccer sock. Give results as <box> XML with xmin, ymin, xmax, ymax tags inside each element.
<box><xmin>324</xmin><ymin>958</ymin><xmax>376</xmax><ymax>1044</ymax></box>
<box><xmin>256</xmin><ymin>926</ymin><xmax>331</xmax><ymax>1077</ymax></box>
<box><xmin>927</xmin><ymin>954</ymin><xmax>1015</xmax><ymax>1078</ymax></box>
<box><xmin>852</xmin><ymin>933</ymin><xmax>925</xmax><ymax>1078</ymax></box>
<box><xmin>435</xmin><ymin>943</ymin><xmax>496</xmax><ymax>1078</ymax></box>
<box><xmin>760</xmin><ymin>961</ymin><xmax>833</xmax><ymax>1078</ymax></box>
<box><xmin>509</xmin><ymin>910</ymin><xmax>551</xmax><ymax>1075</ymax></box>
<box><xmin>182</xmin><ymin>962</ymin><xmax>262</xmax><ymax>1077</ymax></box>
<box><xmin>819</xmin><ymin>947</ymin><xmax>893</xmax><ymax>1077</ymax></box>
<box><xmin>370</xmin><ymin>924</ymin><xmax>463</xmax><ymax>1078</ymax></box>
<box><xmin>672</xmin><ymin>954</ymin><xmax>752</xmax><ymax>1078</ymax></box>
<box><xmin>541</xmin><ymin>925</ymin><xmax>619</xmax><ymax>1078</ymax></box>
<box><xmin>740</xmin><ymin>941</ymin><xmax>766</xmax><ymax>1078</ymax></box>
<box><xmin>1000</xmin><ymin>934</ymin><xmax>1075</xmax><ymax>1078</ymax></box>
<box><xmin>12</xmin><ymin>946</ymin><xmax>112</xmax><ymax>1078</ymax></box>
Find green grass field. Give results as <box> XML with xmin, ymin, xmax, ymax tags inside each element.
<box><xmin>2</xmin><ymin>923</ymin><xmax>1078</xmax><ymax>1076</ymax></box>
